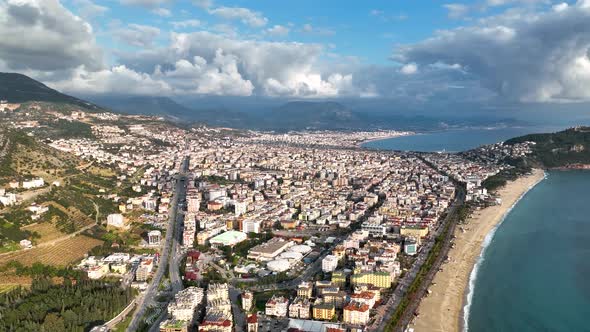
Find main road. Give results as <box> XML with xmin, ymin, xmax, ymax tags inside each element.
<box><xmin>127</xmin><ymin>156</ymin><xmax>189</xmax><ymax>332</ymax></box>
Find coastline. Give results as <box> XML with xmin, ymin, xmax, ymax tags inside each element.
<box><xmin>356</xmin><ymin>132</ymin><xmax>415</xmax><ymax>148</ymax></box>
<box><xmin>410</xmin><ymin>168</ymin><xmax>545</xmax><ymax>332</ymax></box>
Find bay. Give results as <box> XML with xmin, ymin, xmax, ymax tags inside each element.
<box><xmin>362</xmin><ymin>126</ymin><xmax>563</xmax><ymax>152</ymax></box>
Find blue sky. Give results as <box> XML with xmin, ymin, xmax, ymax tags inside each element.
<box><xmin>2</xmin><ymin>0</ymin><xmax>590</xmax><ymax>103</ymax></box>
<box><xmin>65</xmin><ymin>0</ymin><xmax>511</xmax><ymax>66</ymax></box>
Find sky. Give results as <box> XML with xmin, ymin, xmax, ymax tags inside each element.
<box><xmin>1</xmin><ymin>0</ymin><xmax>590</xmax><ymax>104</ymax></box>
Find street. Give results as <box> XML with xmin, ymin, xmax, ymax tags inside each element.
<box><xmin>127</xmin><ymin>156</ymin><xmax>189</xmax><ymax>332</ymax></box>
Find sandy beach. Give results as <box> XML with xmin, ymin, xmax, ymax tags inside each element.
<box><xmin>411</xmin><ymin>168</ymin><xmax>545</xmax><ymax>332</ymax></box>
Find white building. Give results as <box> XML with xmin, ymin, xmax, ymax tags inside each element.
<box><xmin>322</xmin><ymin>255</ymin><xmax>339</xmax><ymax>273</ymax></box>
<box><xmin>22</xmin><ymin>178</ymin><xmax>44</xmax><ymax>189</ymax></box>
<box><xmin>242</xmin><ymin>291</ymin><xmax>254</xmax><ymax>312</ymax></box>
<box><xmin>107</xmin><ymin>214</ymin><xmax>126</xmax><ymax>228</ymax></box>
<box><xmin>148</xmin><ymin>230</ymin><xmax>161</xmax><ymax>246</ymax></box>
<box><xmin>242</xmin><ymin>219</ymin><xmax>261</xmax><ymax>234</ymax></box>
<box><xmin>87</xmin><ymin>264</ymin><xmax>109</xmax><ymax>280</ymax></box>
<box><xmin>265</xmin><ymin>295</ymin><xmax>289</xmax><ymax>317</ymax></box>
<box><xmin>234</xmin><ymin>199</ymin><xmax>248</xmax><ymax>217</ymax></box>
<box><xmin>168</xmin><ymin>287</ymin><xmax>204</xmax><ymax>322</ymax></box>
<box><xmin>187</xmin><ymin>196</ymin><xmax>200</xmax><ymax>213</ymax></box>
<box><xmin>361</xmin><ymin>222</ymin><xmax>387</xmax><ymax>237</ymax></box>
<box><xmin>0</xmin><ymin>193</ymin><xmax>17</xmax><ymax>206</ymax></box>
<box><xmin>19</xmin><ymin>239</ymin><xmax>32</xmax><ymax>249</ymax></box>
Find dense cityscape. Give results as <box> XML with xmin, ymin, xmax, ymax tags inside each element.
<box><xmin>0</xmin><ymin>102</ymin><xmax>535</xmax><ymax>332</ymax></box>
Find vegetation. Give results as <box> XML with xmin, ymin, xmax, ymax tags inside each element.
<box><xmin>506</xmin><ymin>126</ymin><xmax>590</xmax><ymax>168</ymax></box>
<box><xmin>0</xmin><ymin>277</ymin><xmax>131</xmax><ymax>332</ymax></box>
<box><xmin>483</xmin><ymin>157</ymin><xmax>532</xmax><ymax>191</ymax></box>
<box><xmin>0</xmin><ymin>73</ymin><xmax>102</xmax><ymax>111</ymax></box>
<box><xmin>195</xmin><ymin>175</ymin><xmax>240</xmax><ymax>185</ymax></box>
<box><xmin>384</xmin><ymin>196</ymin><xmax>459</xmax><ymax>331</ymax></box>
<box><xmin>42</xmin><ymin>119</ymin><xmax>94</xmax><ymax>139</ymax></box>
<box><xmin>0</xmin><ymin>235</ymin><xmax>103</xmax><ymax>267</ymax></box>
<box><xmin>253</xmin><ymin>289</ymin><xmax>291</xmax><ymax>312</ymax></box>
<box><xmin>218</xmin><ymin>231</ymin><xmax>273</xmax><ymax>263</ymax></box>
<box><xmin>0</xmin><ymin>261</ymin><xmax>82</xmax><ymax>279</ymax></box>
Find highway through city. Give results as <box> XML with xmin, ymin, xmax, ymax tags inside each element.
<box><xmin>127</xmin><ymin>156</ymin><xmax>189</xmax><ymax>332</ymax></box>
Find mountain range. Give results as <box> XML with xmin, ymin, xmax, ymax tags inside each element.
<box><xmin>0</xmin><ymin>72</ymin><xmax>525</xmax><ymax>131</ymax></box>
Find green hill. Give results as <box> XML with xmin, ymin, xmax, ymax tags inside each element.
<box><xmin>505</xmin><ymin>126</ymin><xmax>590</xmax><ymax>168</ymax></box>
<box><xmin>0</xmin><ymin>73</ymin><xmax>102</xmax><ymax>111</ymax></box>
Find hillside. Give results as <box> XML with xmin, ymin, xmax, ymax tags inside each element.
<box><xmin>87</xmin><ymin>95</ymin><xmax>191</xmax><ymax>118</ymax></box>
<box><xmin>0</xmin><ymin>128</ymin><xmax>118</xmax><ymax>257</ymax></box>
<box><xmin>266</xmin><ymin>101</ymin><xmax>360</xmax><ymax>129</ymax></box>
<box><xmin>0</xmin><ymin>73</ymin><xmax>102</xmax><ymax>111</ymax></box>
<box><xmin>505</xmin><ymin>126</ymin><xmax>590</xmax><ymax>168</ymax></box>
<box><xmin>0</xmin><ymin>129</ymin><xmax>78</xmax><ymax>184</ymax></box>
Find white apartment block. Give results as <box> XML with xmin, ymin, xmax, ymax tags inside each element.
<box><xmin>322</xmin><ymin>255</ymin><xmax>339</xmax><ymax>273</ymax></box>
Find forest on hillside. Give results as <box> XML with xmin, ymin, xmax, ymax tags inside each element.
<box><xmin>505</xmin><ymin>127</ymin><xmax>590</xmax><ymax>168</ymax></box>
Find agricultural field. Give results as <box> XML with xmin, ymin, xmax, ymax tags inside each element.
<box><xmin>0</xmin><ymin>235</ymin><xmax>102</xmax><ymax>267</ymax></box>
<box><xmin>0</xmin><ymin>273</ymin><xmax>33</xmax><ymax>289</ymax></box>
<box><xmin>21</xmin><ymin>222</ymin><xmax>66</xmax><ymax>243</ymax></box>
<box><xmin>0</xmin><ymin>283</ymin><xmax>19</xmax><ymax>294</ymax></box>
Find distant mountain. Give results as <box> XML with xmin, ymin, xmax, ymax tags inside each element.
<box><xmin>87</xmin><ymin>95</ymin><xmax>192</xmax><ymax>119</ymax></box>
<box><xmin>0</xmin><ymin>73</ymin><xmax>526</xmax><ymax>132</ymax></box>
<box><xmin>0</xmin><ymin>72</ymin><xmax>101</xmax><ymax>111</ymax></box>
<box><xmin>266</xmin><ymin>101</ymin><xmax>359</xmax><ymax>129</ymax></box>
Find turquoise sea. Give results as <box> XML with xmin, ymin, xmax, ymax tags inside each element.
<box><xmin>465</xmin><ymin>170</ymin><xmax>590</xmax><ymax>332</ymax></box>
<box><xmin>367</xmin><ymin>129</ymin><xmax>590</xmax><ymax>331</ymax></box>
<box><xmin>362</xmin><ymin>126</ymin><xmax>563</xmax><ymax>152</ymax></box>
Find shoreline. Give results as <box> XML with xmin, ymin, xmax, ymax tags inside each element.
<box><xmin>356</xmin><ymin>132</ymin><xmax>415</xmax><ymax>147</ymax></box>
<box><xmin>410</xmin><ymin>168</ymin><xmax>545</xmax><ymax>332</ymax></box>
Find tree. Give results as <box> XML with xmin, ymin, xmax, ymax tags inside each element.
<box><xmin>42</xmin><ymin>313</ymin><xmax>66</xmax><ymax>332</ymax></box>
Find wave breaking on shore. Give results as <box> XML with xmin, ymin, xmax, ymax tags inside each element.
<box><xmin>462</xmin><ymin>171</ymin><xmax>547</xmax><ymax>332</ymax></box>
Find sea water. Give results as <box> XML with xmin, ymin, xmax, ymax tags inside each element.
<box><xmin>466</xmin><ymin>170</ymin><xmax>590</xmax><ymax>331</ymax></box>
<box><xmin>362</xmin><ymin>126</ymin><xmax>562</xmax><ymax>152</ymax></box>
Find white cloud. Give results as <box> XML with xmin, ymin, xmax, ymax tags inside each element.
<box><xmin>74</xmin><ymin>0</ymin><xmax>108</xmax><ymax>19</ymax></box>
<box><xmin>397</xmin><ymin>1</ymin><xmax>590</xmax><ymax>102</ymax></box>
<box><xmin>0</xmin><ymin>0</ymin><xmax>103</xmax><ymax>71</ymax></box>
<box><xmin>193</xmin><ymin>0</ymin><xmax>212</xmax><ymax>9</ymax></box>
<box><xmin>486</xmin><ymin>0</ymin><xmax>549</xmax><ymax>6</ymax></box>
<box><xmin>113</xmin><ymin>24</ymin><xmax>160</xmax><ymax>47</ymax></box>
<box><xmin>266</xmin><ymin>25</ymin><xmax>290</xmax><ymax>37</ymax></box>
<box><xmin>153</xmin><ymin>50</ymin><xmax>254</xmax><ymax>96</ymax></box>
<box><xmin>443</xmin><ymin>4</ymin><xmax>470</xmax><ymax>19</ymax></box>
<box><xmin>50</xmin><ymin>65</ymin><xmax>173</xmax><ymax>96</ymax></box>
<box><xmin>300</xmin><ymin>24</ymin><xmax>335</xmax><ymax>36</ymax></box>
<box><xmin>369</xmin><ymin>9</ymin><xmax>408</xmax><ymax>21</ymax></box>
<box><xmin>113</xmin><ymin>31</ymin><xmax>355</xmax><ymax>97</ymax></box>
<box><xmin>400</xmin><ymin>63</ymin><xmax>418</xmax><ymax>75</ymax></box>
<box><xmin>208</xmin><ymin>6</ymin><xmax>267</xmax><ymax>27</ymax></box>
<box><xmin>171</xmin><ymin>20</ymin><xmax>201</xmax><ymax>29</ymax></box>
<box><xmin>151</xmin><ymin>7</ymin><xmax>171</xmax><ymax>17</ymax></box>
<box><xmin>552</xmin><ymin>2</ymin><xmax>568</xmax><ymax>12</ymax></box>
<box><xmin>120</xmin><ymin>0</ymin><xmax>170</xmax><ymax>8</ymax></box>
